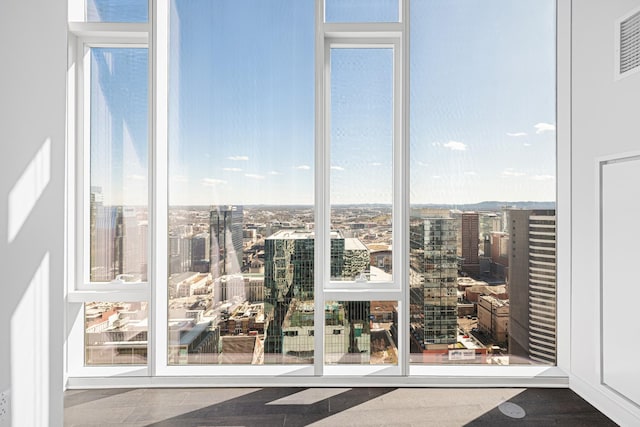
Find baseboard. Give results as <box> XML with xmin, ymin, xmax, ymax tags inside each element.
<box><xmin>570</xmin><ymin>374</ymin><xmax>640</xmax><ymax>426</ymax></box>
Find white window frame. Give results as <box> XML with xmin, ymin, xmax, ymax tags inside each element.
<box><xmin>315</xmin><ymin>0</ymin><xmax>408</xmax><ymax>377</ymax></box>
<box><xmin>66</xmin><ymin>0</ymin><xmax>571</xmax><ymax>387</ymax></box>
<box><xmin>66</xmin><ymin>1</ymin><xmax>152</xmax><ymax>377</ymax></box>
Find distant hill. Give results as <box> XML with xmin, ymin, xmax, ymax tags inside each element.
<box><xmin>171</xmin><ymin>201</ymin><xmax>556</xmax><ymax>211</ymax></box>
<box><xmin>410</xmin><ymin>201</ymin><xmax>556</xmax><ymax>211</ymax></box>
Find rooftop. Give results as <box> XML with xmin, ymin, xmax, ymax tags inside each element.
<box><xmin>344</xmin><ymin>237</ymin><xmax>368</xmax><ymax>251</ymax></box>
<box><xmin>267</xmin><ymin>229</ymin><xmax>343</xmax><ymax>240</ymax></box>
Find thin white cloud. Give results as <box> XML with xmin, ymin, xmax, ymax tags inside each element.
<box><xmin>523</xmin><ymin>143</ymin><xmax>532</xmax><ymax>147</ymax></box>
<box><xmin>171</xmin><ymin>175</ymin><xmax>188</xmax><ymax>183</ymax></box>
<box><xmin>370</xmin><ymin>162</ymin><xmax>382</xmax><ymax>167</ymax></box>
<box><xmin>331</xmin><ymin>166</ymin><xmax>345</xmax><ymax>171</ymax></box>
<box><xmin>534</xmin><ymin>123</ymin><xmax>555</xmax><ymax>134</ymax></box>
<box><xmin>295</xmin><ymin>165</ymin><xmax>311</xmax><ymax>170</ymax></box>
<box><xmin>464</xmin><ymin>171</ymin><xmax>477</xmax><ymax>176</ymax></box>
<box><xmin>245</xmin><ymin>173</ymin><xmax>265</xmax><ymax>180</ymax></box>
<box><xmin>415</xmin><ymin>160</ymin><xmax>429</xmax><ymax>167</ymax></box>
<box><xmin>227</xmin><ymin>155</ymin><xmax>249</xmax><ymax>161</ymax></box>
<box><xmin>223</xmin><ymin>167</ymin><xmax>243</xmax><ymax>172</ymax></box>
<box><xmin>502</xmin><ymin>168</ymin><xmax>526</xmax><ymax>177</ymax></box>
<box><xmin>443</xmin><ymin>141</ymin><xmax>467</xmax><ymax>151</ymax></box>
<box><xmin>128</xmin><ymin>174</ymin><xmax>146</xmax><ymax>181</ymax></box>
<box><xmin>268</xmin><ymin>171</ymin><xmax>283</xmax><ymax>175</ymax></box>
<box><xmin>202</xmin><ymin>178</ymin><xmax>227</xmax><ymax>186</ymax></box>
<box><xmin>507</xmin><ymin>132</ymin><xmax>527</xmax><ymax>137</ymax></box>
<box><xmin>532</xmin><ymin>174</ymin><xmax>555</xmax><ymax>181</ymax></box>
<box><xmin>432</xmin><ymin>175</ymin><xmax>442</xmax><ymax>179</ymax></box>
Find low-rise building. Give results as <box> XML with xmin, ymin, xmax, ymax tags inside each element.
<box><xmin>478</xmin><ymin>295</ymin><xmax>509</xmax><ymax>343</ymax></box>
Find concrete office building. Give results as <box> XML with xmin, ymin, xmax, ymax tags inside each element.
<box><xmin>508</xmin><ymin>209</ymin><xmax>556</xmax><ymax>364</ymax></box>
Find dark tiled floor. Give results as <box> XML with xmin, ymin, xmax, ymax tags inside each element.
<box><xmin>64</xmin><ymin>387</ymin><xmax>617</xmax><ymax>426</ymax></box>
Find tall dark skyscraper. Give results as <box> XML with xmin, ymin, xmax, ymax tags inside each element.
<box><xmin>190</xmin><ymin>232</ymin><xmax>210</xmax><ymax>273</ymax></box>
<box><xmin>461</xmin><ymin>212</ymin><xmax>480</xmax><ymax>277</ymax></box>
<box><xmin>508</xmin><ymin>209</ymin><xmax>556</xmax><ymax>364</ymax></box>
<box><xmin>410</xmin><ymin>217</ymin><xmax>458</xmax><ymax>350</ymax></box>
<box><xmin>209</xmin><ymin>205</ymin><xmax>244</xmax><ymax>276</ymax></box>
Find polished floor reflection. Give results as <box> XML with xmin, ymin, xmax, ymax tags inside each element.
<box><xmin>64</xmin><ymin>387</ymin><xmax>616</xmax><ymax>426</ymax></box>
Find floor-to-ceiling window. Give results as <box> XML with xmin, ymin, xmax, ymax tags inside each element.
<box><xmin>66</xmin><ymin>0</ymin><xmax>558</xmax><ymax>381</ymax></box>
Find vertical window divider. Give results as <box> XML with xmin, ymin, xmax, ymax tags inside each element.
<box><xmin>147</xmin><ymin>0</ymin><xmax>156</xmax><ymax>377</ymax></box>
<box><xmin>152</xmin><ymin>0</ymin><xmax>169</xmax><ymax>376</ymax></box>
<box><xmin>316</xmin><ymin>0</ymin><xmax>407</xmax><ymax>376</ymax></box>
<box><xmin>400</xmin><ymin>0</ymin><xmax>410</xmax><ymax>377</ymax></box>
<box><xmin>81</xmin><ymin>40</ymin><xmax>92</xmax><ymax>288</ymax></box>
<box><xmin>314</xmin><ymin>0</ymin><xmax>327</xmax><ymax>377</ymax></box>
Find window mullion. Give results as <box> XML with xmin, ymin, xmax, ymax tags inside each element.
<box><xmin>317</xmin><ymin>3</ymin><xmax>406</xmax><ymax>374</ymax></box>
<box><xmin>152</xmin><ymin>0</ymin><xmax>169</xmax><ymax>376</ymax></box>
<box><xmin>314</xmin><ymin>0</ymin><xmax>327</xmax><ymax>377</ymax></box>
<box><xmin>400</xmin><ymin>0</ymin><xmax>410</xmax><ymax>377</ymax></box>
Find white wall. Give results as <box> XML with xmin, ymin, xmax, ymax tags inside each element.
<box><xmin>570</xmin><ymin>0</ymin><xmax>640</xmax><ymax>425</ymax></box>
<box><xmin>0</xmin><ymin>0</ymin><xmax>67</xmax><ymax>426</ymax></box>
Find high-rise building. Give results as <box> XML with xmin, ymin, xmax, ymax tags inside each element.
<box><xmin>210</xmin><ymin>205</ymin><xmax>244</xmax><ymax>276</ymax></box>
<box><xmin>410</xmin><ymin>217</ymin><xmax>458</xmax><ymax>349</ymax></box>
<box><xmin>92</xmin><ymin>205</ymin><xmax>124</xmax><ymax>282</ymax></box>
<box><xmin>263</xmin><ymin>230</ymin><xmax>315</xmax><ymax>356</ymax></box>
<box><xmin>489</xmin><ymin>231</ymin><xmax>509</xmax><ymax>281</ymax></box>
<box><xmin>190</xmin><ymin>232</ymin><xmax>210</xmax><ymax>273</ymax></box>
<box><xmin>263</xmin><ymin>230</ymin><xmax>370</xmax><ymax>356</ymax></box>
<box><xmin>89</xmin><ymin>186</ymin><xmax>103</xmax><ymax>279</ymax></box>
<box><xmin>508</xmin><ymin>209</ymin><xmax>556</xmax><ymax>364</ymax></box>
<box><xmin>121</xmin><ymin>206</ymin><xmax>146</xmax><ymax>281</ymax></box>
<box><xmin>461</xmin><ymin>212</ymin><xmax>480</xmax><ymax>277</ymax></box>
<box><xmin>90</xmin><ymin>187</ymin><xmax>147</xmax><ymax>282</ymax></box>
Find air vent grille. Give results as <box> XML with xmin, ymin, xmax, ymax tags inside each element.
<box><xmin>620</xmin><ymin>9</ymin><xmax>640</xmax><ymax>75</ymax></box>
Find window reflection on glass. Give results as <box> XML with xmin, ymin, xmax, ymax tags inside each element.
<box><xmin>330</xmin><ymin>48</ymin><xmax>394</xmax><ymax>283</ymax></box>
<box><xmin>167</xmin><ymin>0</ymin><xmax>315</xmax><ymax>365</ymax></box>
<box><xmin>409</xmin><ymin>0</ymin><xmax>556</xmax><ymax>365</ymax></box>
<box><xmin>86</xmin><ymin>0</ymin><xmax>148</xmax><ymax>23</ymax></box>
<box><xmin>325</xmin><ymin>301</ymin><xmax>398</xmax><ymax>365</ymax></box>
<box><xmin>85</xmin><ymin>302</ymin><xmax>148</xmax><ymax>365</ymax></box>
<box><xmin>89</xmin><ymin>48</ymin><xmax>148</xmax><ymax>283</ymax></box>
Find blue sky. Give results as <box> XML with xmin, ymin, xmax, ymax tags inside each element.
<box><xmin>410</xmin><ymin>0</ymin><xmax>556</xmax><ymax>205</ymax></box>
<box><xmin>91</xmin><ymin>0</ymin><xmax>556</xmax><ymax>206</ymax></box>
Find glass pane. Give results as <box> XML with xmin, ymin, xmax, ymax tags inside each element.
<box><xmin>86</xmin><ymin>0</ymin><xmax>148</xmax><ymax>22</ymax></box>
<box><xmin>167</xmin><ymin>0</ymin><xmax>315</xmax><ymax>365</ymax></box>
<box><xmin>330</xmin><ymin>48</ymin><xmax>393</xmax><ymax>283</ymax></box>
<box><xmin>325</xmin><ymin>0</ymin><xmax>399</xmax><ymax>23</ymax></box>
<box><xmin>90</xmin><ymin>48</ymin><xmax>148</xmax><ymax>283</ymax></box>
<box><xmin>410</xmin><ymin>0</ymin><xmax>556</xmax><ymax>365</ymax></box>
<box><xmin>85</xmin><ymin>302</ymin><xmax>148</xmax><ymax>365</ymax></box>
<box><xmin>325</xmin><ymin>301</ymin><xmax>398</xmax><ymax>365</ymax></box>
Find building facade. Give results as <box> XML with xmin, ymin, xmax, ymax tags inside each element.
<box><xmin>508</xmin><ymin>209</ymin><xmax>556</xmax><ymax>364</ymax></box>
<box><xmin>461</xmin><ymin>212</ymin><xmax>480</xmax><ymax>277</ymax></box>
<box><xmin>410</xmin><ymin>217</ymin><xmax>458</xmax><ymax>349</ymax></box>
<box><xmin>263</xmin><ymin>230</ymin><xmax>370</xmax><ymax>357</ymax></box>
<box><xmin>210</xmin><ymin>205</ymin><xmax>244</xmax><ymax>276</ymax></box>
